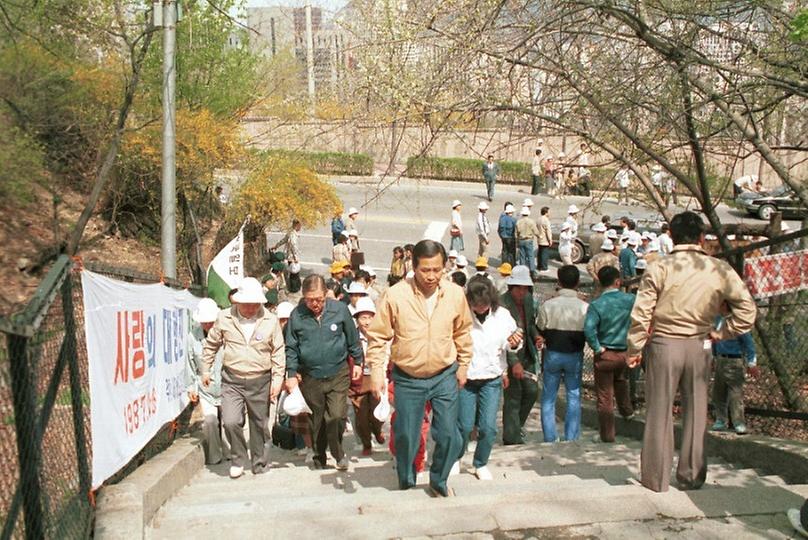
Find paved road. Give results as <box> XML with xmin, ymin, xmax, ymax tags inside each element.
<box><xmin>265</xmin><ymin>176</ymin><xmax>803</xmax><ymax>283</ymax></box>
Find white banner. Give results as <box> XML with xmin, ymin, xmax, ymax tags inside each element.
<box><xmin>81</xmin><ymin>270</ymin><xmax>197</xmax><ymax>488</ymax></box>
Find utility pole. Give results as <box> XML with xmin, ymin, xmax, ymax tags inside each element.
<box><xmin>161</xmin><ymin>0</ymin><xmax>177</xmax><ymax>279</ymax></box>
<box><xmin>305</xmin><ymin>1</ymin><xmax>316</xmax><ymax>115</ymax></box>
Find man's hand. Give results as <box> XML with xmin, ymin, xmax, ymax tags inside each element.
<box><xmin>269</xmin><ymin>382</ymin><xmax>282</xmax><ymax>403</ymax></box>
<box><xmin>456</xmin><ymin>366</ymin><xmax>468</xmax><ymax>389</ymax></box>
<box><xmin>627</xmin><ymin>354</ymin><xmax>642</xmax><ymax>368</ymax></box>
<box><xmin>534</xmin><ymin>335</ymin><xmax>545</xmax><ymax>349</ymax></box>
<box><xmin>709</xmin><ymin>330</ymin><xmax>721</xmax><ymax>342</ymax></box>
<box><xmin>512</xmin><ymin>362</ymin><xmax>525</xmax><ymax>380</ymax></box>
<box><xmin>507</xmin><ymin>329</ymin><xmax>524</xmax><ymax>349</ymax></box>
<box><xmin>187</xmin><ymin>390</ymin><xmax>199</xmax><ymax>404</ymax></box>
<box><xmin>502</xmin><ymin>372</ymin><xmax>510</xmax><ymax>390</ymax></box>
<box><xmin>351</xmin><ymin>365</ymin><xmax>363</xmax><ymax>381</ymax></box>
<box><xmin>747</xmin><ymin>365</ymin><xmax>761</xmax><ymax>379</ymax></box>
<box><xmin>372</xmin><ymin>380</ymin><xmax>386</xmax><ymax>400</ymax></box>
<box><xmin>201</xmin><ymin>373</ymin><xmax>211</xmax><ymax>387</ymax></box>
<box><xmin>284</xmin><ymin>377</ymin><xmax>299</xmax><ymax>393</ymax></box>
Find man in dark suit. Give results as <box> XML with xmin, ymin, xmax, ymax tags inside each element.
<box><xmin>481</xmin><ymin>154</ymin><xmax>500</xmax><ymax>202</ymax></box>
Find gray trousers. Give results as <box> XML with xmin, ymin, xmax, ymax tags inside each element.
<box><xmin>641</xmin><ymin>335</ymin><xmax>711</xmax><ymax>492</ymax></box>
<box><xmin>221</xmin><ymin>369</ymin><xmax>272</xmax><ymax>473</ymax></box>
<box><xmin>712</xmin><ymin>356</ymin><xmax>746</xmax><ymax>426</ymax></box>
<box><xmin>300</xmin><ymin>364</ymin><xmax>350</xmax><ymax>464</ymax></box>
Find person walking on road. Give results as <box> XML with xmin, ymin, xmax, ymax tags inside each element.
<box><xmin>482</xmin><ymin>154</ymin><xmax>500</xmax><ymax>201</ymax></box>
<box><xmin>202</xmin><ymin>277</ymin><xmax>286</xmax><ymax>479</ymax></box>
<box><xmin>616</xmin><ymin>165</ymin><xmax>632</xmax><ymax>205</ymax></box>
<box><xmin>499</xmin><ymin>265</ymin><xmax>541</xmax><ymax>445</ymax></box>
<box><xmin>516</xmin><ymin>207</ymin><xmax>540</xmax><ymax>279</ymax></box>
<box><xmin>273</xmin><ymin>219</ymin><xmax>302</xmax><ymax>267</ymax></box>
<box><xmin>476</xmin><ymin>202</ymin><xmax>491</xmax><ymax>258</ymax></box>
<box><xmin>284</xmin><ymin>275</ymin><xmax>365</xmax><ymax>471</ymax></box>
<box><xmin>531</xmin><ymin>149</ymin><xmax>543</xmax><ymax>195</ymax></box>
<box><xmin>498</xmin><ymin>203</ymin><xmax>517</xmax><ymax>266</ymax></box>
<box><xmin>537</xmin><ymin>207</ymin><xmax>553</xmax><ymax>272</ymax></box>
<box><xmin>366</xmin><ymin>239</ymin><xmax>473</xmax><ymax>497</ymax></box>
<box><xmin>565</xmin><ymin>205</ymin><xmax>580</xmax><ymax>239</ymax></box>
<box><xmin>627</xmin><ymin>211</ymin><xmax>756</xmax><ymax>493</ymax></box>
<box><xmin>584</xmin><ymin>266</ymin><xmax>635</xmax><ymax>443</ymax></box>
<box><xmin>331</xmin><ymin>210</ymin><xmax>345</xmax><ymax>246</ymax></box>
<box><xmin>455</xmin><ymin>276</ymin><xmax>523</xmax><ymax>480</ymax></box>
<box><xmin>450</xmin><ymin>200</ymin><xmax>465</xmax><ymax>253</ymax></box>
<box><xmin>558</xmin><ymin>222</ymin><xmax>574</xmax><ymax>265</ymax></box>
<box><xmin>537</xmin><ymin>265</ymin><xmax>588</xmax><ymax>443</ymax></box>
<box><xmin>332</xmin><ymin>231</ymin><xmax>351</xmax><ymax>265</ymax></box>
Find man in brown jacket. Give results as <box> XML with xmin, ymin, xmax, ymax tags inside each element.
<box><xmin>367</xmin><ymin>239</ymin><xmax>473</xmax><ymax>497</ymax></box>
<box><xmin>203</xmin><ymin>277</ymin><xmax>285</xmax><ymax>479</ymax></box>
<box><xmin>627</xmin><ymin>212</ymin><xmax>756</xmax><ymax>492</ymax></box>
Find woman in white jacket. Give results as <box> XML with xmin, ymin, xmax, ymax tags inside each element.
<box><xmin>454</xmin><ymin>276</ymin><xmax>523</xmax><ymax>480</ymax></box>
<box><xmin>558</xmin><ymin>221</ymin><xmax>574</xmax><ymax>265</ymax></box>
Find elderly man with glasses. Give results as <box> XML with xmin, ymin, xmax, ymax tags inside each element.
<box><xmin>285</xmin><ymin>274</ymin><xmax>364</xmax><ymax>470</ymax></box>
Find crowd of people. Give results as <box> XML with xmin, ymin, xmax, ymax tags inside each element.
<box><xmin>186</xmin><ymin>202</ymin><xmax>762</xmax><ymax>501</ymax></box>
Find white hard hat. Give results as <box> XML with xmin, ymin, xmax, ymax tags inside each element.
<box><xmin>628</xmin><ymin>232</ymin><xmax>641</xmax><ymax>246</ymax></box>
<box><xmin>506</xmin><ymin>265</ymin><xmax>533</xmax><ymax>287</ymax></box>
<box><xmin>352</xmin><ymin>297</ymin><xmax>376</xmax><ymax>317</ymax></box>
<box><xmin>359</xmin><ymin>264</ymin><xmax>376</xmax><ymax>277</ymax></box>
<box><xmin>601</xmin><ymin>239</ymin><xmax>615</xmax><ymax>251</ymax></box>
<box><xmin>344</xmin><ymin>281</ymin><xmax>369</xmax><ymax>295</ymax></box>
<box><xmin>348</xmin><ymin>229</ymin><xmax>359</xmax><ymax>237</ymax></box>
<box><xmin>193</xmin><ymin>298</ymin><xmax>220</xmax><ymax>324</ymax></box>
<box><xmin>276</xmin><ymin>301</ymin><xmax>295</xmax><ymax>320</ymax></box>
<box><xmin>505</xmin><ymin>204</ymin><xmax>515</xmax><ymax>214</ymax></box>
<box><xmin>348</xmin><ymin>207</ymin><xmax>359</xmax><ymax>216</ymax></box>
<box><xmin>520</xmin><ymin>207</ymin><xmax>530</xmax><ymax>216</ymax></box>
<box><xmin>592</xmin><ymin>223</ymin><xmax>607</xmax><ymax>233</ymax></box>
<box><xmin>456</xmin><ymin>255</ymin><xmax>468</xmax><ymax>267</ymax></box>
<box><xmin>478</xmin><ymin>201</ymin><xmax>489</xmax><ymax>211</ymax></box>
<box><xmin>232</xmin><ymin>277</ymin><xmax>267</xmax><ymax>304</ymax></box>
<box><xmin>606</xmin><ymin>229</ymin><xmax>618</xmax><ymax>239</ymax></box>
<box><xmin>340</xmin><ymin>230</ymin><xmax>350</xmax><ymax>238</ymax></box>
<box><xmin>523</xmin><ymin>198</ymin><xmax>534</xmax><ymax>207</ymax></box>
<box><xmin>288</xmin><ymin>262</ymin><xmax>301</xmax><ymax>274</ymax></box>
<box><xmin>636</xmin><ymin>258</ymin><xmax>648</xmax><ymax>269</ymax></box>
<box><xmin>568</xmin><ymin>204</ymin><xmax>580</xmax><ymax>214</ymax></box>
<box><xmin>452</xmin><ymin>199</ymin><xmax>462</xmax><ymax>208</ymax></box>
<box><xmin>448</xmin><ymin>250</ymin><xmax>458</xmax><ymax>258</ymax></box>
<box><xmin>648</xmin><ymin>240</ymin><xmax>660</xmax><ymax>252</ymax></box>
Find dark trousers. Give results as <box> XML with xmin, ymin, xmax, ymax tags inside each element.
<box><xmin>537</xmin><ymin>244</ymin><xmax>551</xmax><ymax>271</ymax></box>
<box><xmin>531</xmin><ymin>175</ymin><xmax>541</xmax><ymax>195</ymax></box>
<box><xmin>484</xmin><ymin>177</ymin><xmax>496</xmax><ymax>200</ymax></box>
<box><xmin>221</xmin><ymin>369</ymin><xmax>272</xmax><ymax>472</ymax></box>
<box><xmin>712</xmin><ymin>356</ymin><xmax>746</xmax><ymax>426</ymax></box>
<box><xmin>502</xmin><ymin>366</ymin><xmax>539</xmax><ymax>444</ymax></box>
<box><xmin>594</xmin><ymin>352</ymin><xmax>634</xmax><ymax>442</ymax></box>
<box><xmin>349</xmin><ymin>377</ymin><xmax>384</xmax><ymax>449</ymax></box>
<box><xmin>300</xmin><ymin>364</ymin><xmax>350</xmax><ymax>465</ymax></box>
<box><xmin>641</xmin><ymin>335</ymin><xmax>711</xmax><ymax>492</ymax></box>
<box><xmin>500</xmin><ymin>237</ymin><xmax>516</xmax><ymax>266</ymax></box>
<box><xmin>392</xmin><ymin>364</ymin><xmax>461</xmax><ymax>495</ymax></box>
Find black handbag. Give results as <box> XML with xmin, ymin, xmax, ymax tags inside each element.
<box><xmin>271</xmin><ymin>394</ymin><xmax>297</xmax><ymax>450</ymax></box>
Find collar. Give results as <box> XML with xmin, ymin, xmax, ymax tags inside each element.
<box><xmin>672</xmin><ymin>244</ymin><xmax>705</xmax><ymax>254</ymax></box>
<box><xmin>227</xmin><ymin>306</ymin><xmax>266</xmax><ymax>321</ymax></box>
<box><xmin>407</xmin><ymin>277</ymin><xmax>445</xmax><ymax>300</ymax></box>
<box><xmin>557</xmin><ymin>289</ymin><xmax>579</xmax><ymax>298</ymax></box>
<box><xmin>600</xmin><ymin>288</ymin><xmax>620</xmax><ymax>296</ymax></box>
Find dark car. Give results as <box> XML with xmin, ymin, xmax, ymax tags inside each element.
<box><xmin>739</xmin><ymin>185</ymin><xmax>807</xmax><ymax>220</ymax></box>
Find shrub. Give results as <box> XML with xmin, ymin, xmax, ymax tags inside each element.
<box><xmin>405</xmin><ymin>156</ymin><xmax>531</xmax><ymax>184</ymax></box>
<box><xmin>262</xmin><ymin>149</ymin><xmax>374</xmax><ymax>176</ymax></box>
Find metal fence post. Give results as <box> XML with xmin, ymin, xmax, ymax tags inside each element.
<box><xmin>7</xmin><ymin>333</ymin><xmax>44</xmax><ymax>540</ymax></box>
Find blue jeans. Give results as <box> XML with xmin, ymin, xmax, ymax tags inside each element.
<box><xmin>518</xmin><ymin>240</ymin><xmax>536</xmax><ymax>273</ymax></box>
<box><xmin>541</xmin><ymin>350</ymin><xmax>583</xmax><ymax>442</ymax></box>
<box><xmin>457</xmin><ymin>377</ymin><xmax>502</xmax><ymax>468</ymax></box>
<box><xmin>392</xmin><ymin>364</ymin><xmax>461</xmax><ymax>495</ymax></box>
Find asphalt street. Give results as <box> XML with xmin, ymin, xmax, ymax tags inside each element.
<box><xmin>265</xmin><ymin>176</ymin><xmax>803</xmax><ymax>283</ymax></box>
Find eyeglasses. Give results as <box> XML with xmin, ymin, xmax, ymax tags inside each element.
<box><xmin>303</xmin><ymin>296</ymin><xmax>326</xmax><ymax>305</ymax></box>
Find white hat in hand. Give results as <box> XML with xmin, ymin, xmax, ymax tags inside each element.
<box><xmin>373</xmin><ymin>391</ymin><xmax>391</xmax><ymax>421</ymax></box>
<box><xmin>282</xmin><ymin>387</ymin><xmax>313</xmax><ymax>416</ymax></box>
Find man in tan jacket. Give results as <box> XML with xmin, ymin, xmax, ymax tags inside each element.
<box><xmin>536</xmin><ymin>206</ymin><xmax>553</xmax><ymax>272</ymax></box>
<box><xmin>627</xmin><ymin>212</ymin><xmax>756</xmax><ymax>493</ymax></box>
<box><xmin>203</xmin><ymin>277</ymin><xmax>285</xmax><ymax>479</ymax></box>
<box><xmin>367</xmin><ymin>239</ymin><xmax>473</xmax><ymax>497</ymax></box>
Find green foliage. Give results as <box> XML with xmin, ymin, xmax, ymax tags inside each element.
<box><xmin>262</xmin><ymin>149</ymin><xmax>374</xmax><ymax>176</ymax></box>
<box><xmin>791</xmin><ymin>9</ymin><xmax>808</xmax><ymax>42</ymax></box>
<box><xmin>405</xmin><ymin>156</ymin><xmax>531</xmax><ymax>184</ymax></box>
<box><xmin>0</xmin><ymin>115</ymin><xmax>47</xmax><ymax>203</ymax></box>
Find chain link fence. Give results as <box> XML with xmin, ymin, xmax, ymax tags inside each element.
<box><xmin>0</xmin><ymin>257</ymin><xmax>202</xmax><ymax>539</ymax></box>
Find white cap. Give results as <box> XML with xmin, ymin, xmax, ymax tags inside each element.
<box><xmin>620</xmin><ymin>231</ymin><xmax>631</xmax><ymax>242</ymax></box>
<box><xmin>592</xmin><ymin>223</ymin><xmax>607</xmax><ymax>233</ymax></box>
<box><xmin>452</xmin><ymin>199</ymin><xmax>462</xmax><ymax>208</ymax></box>
<box><xmin>348</xmin><ymin>207</ymin><xmax>359</xmax><ymax>216</ymax></box>
<box><xmin>359</xmin><ymin>264</ymin><xmax>376</xmax><ymax>277</ymax></box>
<box><xmin>648</xmin><ymin>240</ymin><xmax>660</xmax><ymax>252</ymax></box>
<box><xmin>520</xmin><ymin>207</ymin><xmax>530</xmax><ymax>216</ymax></box>
<box><xmin>504</xmin><ymin>204</ymin><xmax>515</xmax><ymax>214</ymax></box>
<box><xmin>340</xmin><ymin>230</ymin><xmax>350</xmax><ymax>238</ymax></box>
<box><xmin>606</xmin><ymin>229</ymin><xmax>618</xmax><ymax>239</ymax></box>
<box><xmin>523</xmin><ymin>198</ymin><xmax>534</xmax><ymax>207</ymax></box>
<box><xmin>506</xmin><ymin>265</ymin><xmax>533</xmax><ymax>287</ymax></box>
<box><xmin>344</xmin><ymin>281</ymin><xmax>369</xmax><ymax>295</ymax></box>
<box><xmin>276</xmin><ymin>301</ymin><xmax>295</xmax><ymax>320</ymax></box>
<box><xmin>352</xmin><ymin>297</ymin><xmax>376</xmax><ymax>316</ymax></box>
<box><xmin>636</xmin><ymin>258</ymin><xmax>648</xmax><ymax>269</ymax></box>
<box><xmin>628</xmin><ymin>232</ymin><xmax>641</xmax><ymax>246</ymax></box>
<box><xmin>193</xmin><ymin>298</ymin><xmax>220</xmax><ymax>323</ymax></box>
<box><xmin>478</xmin><ymin>201</ymin><xmax>489</xmax><ymax>211</ymax></box>
<box><xmin>232</xmin><ymin>277</ymin><xmax>267</xmax><ymax>304</ymax></box>
<box><xmin>601</xmin><ymin>239</ymin><xmax>615</xmax><ymax>251</ymax></box>
<box><xmin>568</xmin><ymin>204</ymin><xmax>579</xmax><ymax>214</ymax></box>
<box><xmin>348</xmin><ymin>229</ymin><xmax>358</xmax><ymax>237</ymax></box>
<box><xmin>641</xmin><ymin>231</ymin><xmax>652</xmax><ymax>240</ymax></box>
<box><xmin>448</xmin><ymin>250</ymin><xmax>458</xmax><ymax>258</ymax></box>
<box><xmin>456</xmin><ymin>255</ymin><xmax>468</xmax><ymax>268</ymax></box>
<box><xmin>560</xmin><ymin>221</ymin><xmax>571</xmax><ymax>231</ymax></box>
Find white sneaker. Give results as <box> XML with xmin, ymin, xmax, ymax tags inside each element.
<box><xmin>304</xmin><ymin>450</ymin><xmax>315</xmax><ymax>463</ymax></box>
<box><xmin>449</xmin><ymin>461</ymin><xmax>460</xmax><ymax>476</ymax></box>
<box><xmin>229</xmin><ymin>466</ymin><xmax>244</xmax><ymax>479</ymax></box>
<box><xmin>474</xmin><ymin>465</ymin><xmax>493</xmax><ymax>481</ymax></box>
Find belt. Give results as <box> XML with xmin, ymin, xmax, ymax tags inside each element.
<box><xmin>716</xmin><ymin>353</ymin><xmax>743</xmax><ymax>359</ymax></box>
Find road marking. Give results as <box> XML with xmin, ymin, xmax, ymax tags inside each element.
<box><xmin>423</xmin><ymin>221</ymin><xmax>449</xmax><ymax>242</ymax></box>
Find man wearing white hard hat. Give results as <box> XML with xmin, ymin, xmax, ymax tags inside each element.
<box><xmin>482</xmin><ymin>154</ymin><xmax>499</xmax><ymax>201</ymax></box>
<box><xmin>497</xmin><ymin>203</ymin><xmax>517</xmax><ymax>266</ymax></box>
<box><xmin>565</xmin><ymin>205</ymin><xmax>580</xmax><ymax>239</ymax></box>
<box><xmin>586</xmin><ymin>239</ymin><xmax>619</xmax><ymax>288</ymax></box>
<box><xmin>344</xmin><ymin>280</ymin><xmax>370</xmax><ymax>315</ymax></box>
<box><xmin>619</xmin><ymin>233</ymin><xmax>639</xmax><ymax>280</ymax></box>
<box><xmin>476</xmin><ymin>201</ymin><xmax>491</xmax><ymax>258</ymax></box>
<box><xmin>202</xmin><ymin>277</ymin><xmax>286</xmax><ymax>479</ymax></box>
<box><xmin>590</xmin><ymin>222</ymin><xmax>607</xmax><ymax>255</ymax></box>
<box><xmin>450</xmin><ymin>200</ymin><xmax>464</xmax><ymax>253</ymax></box>
<box><xmin>516</xmin><ymin>206</ymin><xmax>540</xmax><ymax>279</ymax></box>
<box><xmin>349</xmin><ymin>297</ymin><xmax>385</xmax><ymax>456</ymax></box>
<box><xmin>187</xmin><ymin>298</ymin><xmax>228</xmax><ymax>465</ymax></box>
<box><xmin>346</xmin><ymin>208</ymin><xmax>361</xmax><ymax>252</ymax></box>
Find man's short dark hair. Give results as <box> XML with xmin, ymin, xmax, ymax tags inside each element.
<box><xmin>661</xmin><ymin>223</ymin><xmax>670</xmax><ymax>233</ymax></box>
<box><xmin>450</xmin><ymin>271</ymin><xmax>467</xmax><ymax>287</ymax></box>
<box><xmin>466</xmin><ymin>275</ymin><xmax>499</xmax><ymax>311</ymax></box>
<box><xmin>558</xmin><ymin>265</ymin><xmax>580</xmax><ymax>289</ymax></box>
<box><xmin>535</xmin><ymin>149</ymin><xmax>541</xmax><ymax>156</ymax></box>
<box><xmin>487</xmin><ymin>154</ymin><xmax>494</xmax><ymax>159</ymax></box>
<box><xmin>541</xmin><ymin>206</ymin><xmax>550</xmax><ymax>215</ymax></box>
<box><xmin>404</xmin><ymin>243</ymin><xmax>415</xmax><ymax>253</ymax></box>
<box><xmin>601</xmin><ymin>215</ymin><xmax>610</xmax><ymax>224</ymax></box>
<box><xmin>670</xmin><ymin>211</ymin><xmax>704</xmax><ymax>245</ymax></box>
<box><xmin>412</xmin><ymin>239</ymin><xmax>446</xmax><ymax>268</ymax></box>
<box><xmin>354</xmin><ymin>269</ymin><xmax>370</xmax><ymax>281</ymax></box>
<box><xmin>227</xmin><ymin>288</ymin><xmax>238</xmax><ymax>300</ymax></box>
<box><xmin>597</xmin><ymin>266</ymin><xmax>620</xmax><ymax>288</ymax></box>
<box><xmin>302</xmin><ymin>274</ymin><xmax>327</xmax><ymax>294</ymax></box>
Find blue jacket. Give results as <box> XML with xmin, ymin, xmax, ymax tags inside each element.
<box><xmin>584</xmin><ymin>289</ymin><xmax>636</xmax><ymax>352</ymax></box>
<box><xmin>331</xmin><ymin>217</ymin><xmax>345</xmax><ymax>245</ymax></box>
<box><xmin>713</xmin><ymin>316</ymin><xmax>757</xmax><ymax>365</ymax></box>
<box><xmin>498</xmin><ymin>213</ymin><xmax>516</xmax><ymax>239</ymax></box>
<box><xmin>619</xmin><ymin>248</ymin><xmax>637</xmax><ymax>279</ymax></box>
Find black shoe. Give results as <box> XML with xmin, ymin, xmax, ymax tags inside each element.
<box><xmin>312</xmin><ymin>458</ymin><xmax>327</xmax><ymax>470</ymax></box>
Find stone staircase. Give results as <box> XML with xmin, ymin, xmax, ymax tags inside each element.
<box><xmin>146</xmin><ymin>410</ymin><xmax>808</xmax><ymax>539</ymax></box>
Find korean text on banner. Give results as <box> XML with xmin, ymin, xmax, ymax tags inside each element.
<box><xmin>81</xmin><ymin>270</ymin><xmax>198</xmax><ymax>488</ymax></box>
<box><xmin>207</xmin><ymin>224</ymin><xmax>244</xmax><ymax>308</ymax></box>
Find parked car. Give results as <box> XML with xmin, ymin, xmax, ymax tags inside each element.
<box><xmin>549</xmin><ymin>217</ymin><xmax>663</xmax><ymax>264</ymax></box>
<box><xmin>739</xmin><ymin>185</ymin><xmax>807</xmax><ymax>220</ymax></box>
